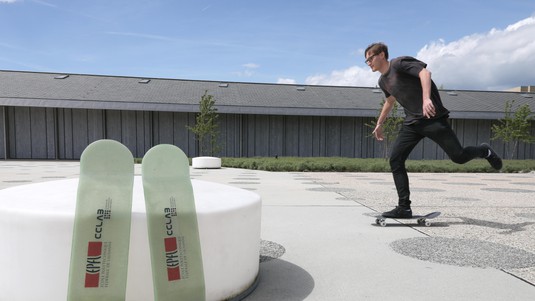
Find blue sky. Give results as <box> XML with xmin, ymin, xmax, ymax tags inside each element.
<box><xmin>1</xmin><ymin>0</ymin><xmax>535</xmax><ymax>90</ymax></box>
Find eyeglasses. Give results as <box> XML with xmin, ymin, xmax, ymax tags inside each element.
<box><xmin>364</xmin><ymin>53</ymin><xmax>378</xmax><ymax>64</ymax></box>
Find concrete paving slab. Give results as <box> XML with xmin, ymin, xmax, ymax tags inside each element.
<box><xmin>1</xmin><ymin>161</ymin><xmax>534</xmax><ymax>300</ymax></box>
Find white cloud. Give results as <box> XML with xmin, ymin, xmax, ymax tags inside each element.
<box><xmin>106</xmin><ymin>32</ymin><xmax>176</xmax><ymax>42</ymax></box>
<box><xmin>277</xmin><ymin>78</ymin><xmax>297</xmax><ymax>84</ymax></box>
<box><xmin>0</xmin><ymin>0</ymin><xmax>18</xmax><ymax>3</ymax></box>
<box><xmin>305</xmin><ymin>66</ymin><xmax>379</xmax><ymax>87</ymax></box>
<box><xmin>242</xmin><ymin>63</ymin><xmax>259</xmax><ymax>69</ymax></box>
<box><xmin>301</xmin><ymin>16</ymin><xmax>535</xmax><ymax>90</ymax></box>
<box><xmin>417</xmin><ymin>16</ymin><xmax>535</xmax><ymax>90</ymax></box>
<box><xmin>234</xmin><ymin>63</ymin><xmax>260</xmax><ymax>78</ymax></box>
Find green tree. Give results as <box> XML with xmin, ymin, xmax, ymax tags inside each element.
<box><xmin>367</xmin><ymin>99</ymin><xmax>404</xmax><ymax>159</ymax></box>
<box><xmin>187</xmin><ymin>91</ymin><xmax>221</xmax><ymax>156</ymax></box>
<box><xmin>491</xmin><ymin>100</ymin><xmax>535</xmax><ymax>159</ymax></box>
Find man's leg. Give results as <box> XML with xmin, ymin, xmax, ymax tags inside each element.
<box><xmin>384</xmin><ymin>124</ymin><xmax>423</xmax><ymax>217</ymax></box>
<box><xmin>422</xmin><ymin>118</ymin><xmax>502</xmax><ymax>169</ymax></box>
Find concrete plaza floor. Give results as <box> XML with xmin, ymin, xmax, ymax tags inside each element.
<box><xmin>1</xmin><ymin>161</ymin><xmax>534</xmax><ymax>300</ymax></box>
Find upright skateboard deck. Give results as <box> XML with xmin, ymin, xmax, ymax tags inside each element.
<box><xmin>67</xmin><ymin>140</ymin><xmax>134</xmax><ymax>301</ymax></box>
<box><xmin>375</xmin><ymin>211</ymin><xmax>441</xmax><ymax>227</ymax></box>
<box><xmin>142</xmin><ymin>144</ymin><xmax>205</xmax><ymax>301</ymax></box>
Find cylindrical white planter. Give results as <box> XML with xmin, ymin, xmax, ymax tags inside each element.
<box><xmin>192</xmin><ymin>157</ymin><xmax>222</xmax><ymax>169</ymax></box>
<box><xmin>0</xmin><ymin>177</ymin><xmax>261</xmax><ymax>301</ymax></box>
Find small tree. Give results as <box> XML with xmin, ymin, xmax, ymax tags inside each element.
<box><xmin>366</xmin><ymin>99</ymin><xmax>404</xmax><ymax>159</ymax></box>
<box><xmin>187</xmin><ymin>91</ymin><xmax>221</xmax><ymax>156</ymax></box>
<box><xmin>491</xmin><ymin>100</ymin><xmax>535</xmax><ymax>159</ymax></box>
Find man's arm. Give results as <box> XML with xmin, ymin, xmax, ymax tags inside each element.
<box><xmin>372</xmin><ymin>96</ymin><xmax>396</xmax><ymax>141</ymax></box>
<box><xmin>419</xmin><ymin>68</ymin><xmax>436</xmax><ymax>118</ymax></box>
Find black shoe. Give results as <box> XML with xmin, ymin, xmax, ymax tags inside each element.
<box><xmin>382</xmin><ymin>206</ymin><xmax>412</xmax><ymax>218</ymax></box>
<box><xmin>481</xmin><ymin>143</ymin><xmax>503</xmax><ymax>170</ymax></box>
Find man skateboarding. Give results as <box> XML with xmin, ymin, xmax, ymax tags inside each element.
<box><xmin>365</xmin><ymin>42</ymin><xmax>503</xmax><ymax>219</ymax></box>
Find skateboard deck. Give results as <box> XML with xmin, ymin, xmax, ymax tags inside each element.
<box><xmin>142</xmin><ymin>144</ymin><xmax>205</xmax><ymax>301</ymax></box>
<box><xmin>375</xmin><ymin>211</ymin><xmax>441</xmax><ymax>227</ymax></box>
<box><xmin>67</xmin><ymin>140</ymin><xmax>134</xmax><ymax>301</ymax></box>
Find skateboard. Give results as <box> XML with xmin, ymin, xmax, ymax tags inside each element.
<box><xmin>142</xmin><ymin>144</ymin><xmax>205</xmax><ymax>301</ymax></box>
<box><xmin>375</xmin><ymin>211</ymin><xmax>441</xmax><ymax>227</ymax></box>
<box><xmin>67</xmin><ymin>140</ymin><xmax>134</xmax><ymax>301</ymax></box>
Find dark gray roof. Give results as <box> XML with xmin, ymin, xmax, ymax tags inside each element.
<box><xmin>1</xmin><ymin>70</ymin><xmax>533</xmax><ymax>119</ymax></box>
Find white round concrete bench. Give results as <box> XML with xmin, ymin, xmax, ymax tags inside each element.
<box><xmin>0</xmin><ymin>177</ymin><xmax>261</xmax><ymax>301</ymax></box>
<box><xmin>192</xmin><ymin>157</ymin><xmax>222</xmax><ymax>169</ymax></box>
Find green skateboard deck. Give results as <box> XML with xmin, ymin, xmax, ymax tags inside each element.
<box><xmin>67</xmin><ymin>140</ymin><xmax>135</xmax><ymax>301</ymax></box>
<box><xmin>142</xmin><ymin>144</ymin><xmax>205</xmax><ymax>301</ymax></box>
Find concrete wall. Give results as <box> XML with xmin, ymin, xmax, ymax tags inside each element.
<box><xmin>1</xmin><ymin>105</ymin><xmax>534</xmax><ymax>160</ymax></box>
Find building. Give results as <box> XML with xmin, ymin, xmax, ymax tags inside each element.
<box><xmin>1</xmin><ymin>70</ymin><xmax>534</xmax><ymax>160</ymax></box>
<box><xmin>506</xmin><ymin>86</ymin><xmax>535</xmax><ymax>93</ymax></box>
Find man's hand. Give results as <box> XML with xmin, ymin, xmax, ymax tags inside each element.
<box><xmin>419</xmin><ymin>68</ymin><xmax>436</xmax><ymax>118</ymax></box>
<box><xmin>423</xmin><ymin>98</ymin><xmax>436</xmax><ymax>118</ymax></box>
<box><xmin>373</xmin><ymin>96</ymin><xmax>396</xmax><ymax>141</ymax></box>
<box><xmin>373</xmin><ymin>124</ymin><xmax>384</xmax><ymax>141</ymax></box>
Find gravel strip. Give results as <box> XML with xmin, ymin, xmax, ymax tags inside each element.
<box><xmin>390</xmin><ymin>237</ymin><xmax>535</xmax><ymax>269</ymax></box>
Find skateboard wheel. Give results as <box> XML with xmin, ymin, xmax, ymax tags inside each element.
<box><xmin>379</xmin><ymin>220</ymin><xmax>386</xmax><ymax>227</ymax></box>
<box><xmin>424</xmin><ymin>220</ymin><xmax>431</xmax><ymax>227</ymax></box>
<box><xmin>417</xmin><ymin>218</ymin><xmax>424</xmax><ymax>225</ymax></box>
<box><xmin>375</xmin><ymin>218</ymin><xmax>381</xmax><ymax>225</ymax></box>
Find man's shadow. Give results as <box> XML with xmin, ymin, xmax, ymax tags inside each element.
<box><xmin>451</xmin><ymin>216</ymin><xmax>534</xmax><ymax>235</ymax></box>
<box><xmin>363</xmin><ymin>212</ymin><xmax>534</xmax><ymax>233</ymax></box>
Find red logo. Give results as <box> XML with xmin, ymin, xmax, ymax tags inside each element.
<box><xmin>165</xmin><ymin>237</ymin><xmax>181</xmax><ymax>281</ymax></box>
<box><xmin>85</xmin><ymin>241</ymin><xmax>103</xmax><ymax>287</ymax></box>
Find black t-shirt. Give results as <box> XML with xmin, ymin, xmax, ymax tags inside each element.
<box><xmin>378</xmin><ymin>56</ymin><xmax>449</xmax><ymax>124</ymax></box>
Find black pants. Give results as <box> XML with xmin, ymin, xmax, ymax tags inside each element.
<box><xmin>389</xmin><ymin>117</ymin><xmax>487</xmax><ymax>207</ymax></box>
